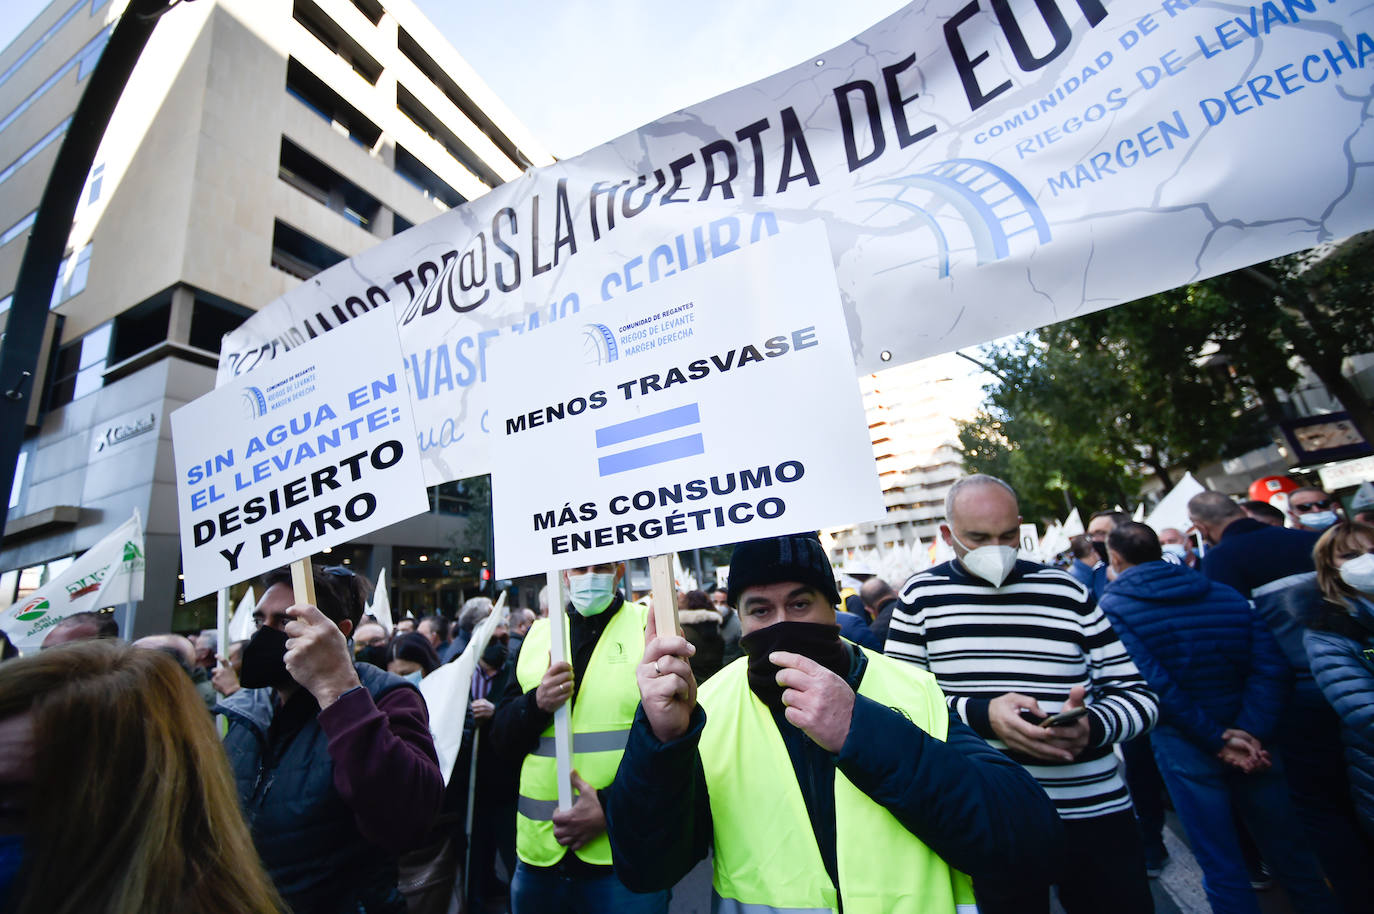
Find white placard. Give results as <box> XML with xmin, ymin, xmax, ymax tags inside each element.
<box><xmin>173</xmin><ymin>308</ymin><xmax>429</xmax><ymax>599</ymax></box>
<box><xmin>1019</xmin><ymin>523</ymin><xmax>1040</xmax><ymax>558</ymax></box>
<box><xmin>1319</xmin><ymin>455</ymin><xmax>1374</xmax><ymax>491</ymax></box>
<box><xmin>217</xmin><ymin>0</ymin><xmax>1374</xmax><ymax>489</ymax></box>
<box><xmin>488</xmin><ymin>224</ymin><xmax>883</xmax><ymax>579</ymax></box>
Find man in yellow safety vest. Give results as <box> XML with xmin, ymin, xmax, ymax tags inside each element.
<box><xmin>488</xmin><ymin>561</ymin><xmax>668</xmax><ymax>914</ymax></box>
<box><xmin>604</xmin><ymin>533</ymin><xmax>1064</xmax><ymax>914</ymax></box>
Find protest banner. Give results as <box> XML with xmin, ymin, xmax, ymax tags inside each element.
<box><xmin>486</xmin><ymin>224</ymin><xmax>884</xmax><ymax>579</ymax></box>
<box><xmin>217</xmin><ymin>0</ymin><xmax>1374</xmax><ymax>488</ymax></box>
<box><xmin>173</xmin><ymin>307</ymin><xmax>429</xmax><ymax>599</ymax></box>
<box><xmin>0</xmin><ymin>511</ymin><xmax>144</xmax><ymax>651</ymax></box>
<box><xmin>1019</xmin><ymin>523</ymin><xmax>1041</xmax><ymax>558</ymax></box>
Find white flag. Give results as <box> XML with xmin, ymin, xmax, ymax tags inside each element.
<box><xmin>1063</xmin><ymin>509</ymin><xmax>1085</xmax><ymax>537</ymax></box>
<box><xmin>228</xmin><ymin>587</ymin><xmax>257</xmax><ymax>644</ymax></box>
<box><xmin>420</xmin><ymin>593</ymin><xmax>508</xmax><ymax>785</ymax></box>
<box><xmin>368</xmin><ymin>568</ymin><xmax>393</xmax><ymax>635</ymax></box>
<box><xmin>0</xmin><ymin>511</ymin><xmax>145</xmax><ymax>651</ymax></box>
<box><xmin>1144</xmin><ymin>472</ymin><xmax>1207</xmax><ymax>535</ymax></box>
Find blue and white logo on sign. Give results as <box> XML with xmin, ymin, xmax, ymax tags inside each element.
<box><xmin>595</xmin><ymin>403</ymin><xmax>703</xmax><ymax>477</ymax></box>
<box><xmin>582</xmin><ymin>323</ymin><xmax>619</xmax><ymax>365</ymax></box>
<box><xmin>868</xmin><ymin>158</ymin><xmax>1050</xmax><ymax>279</ymax></box>
<box><xmin>241</xmin><ymin>386</ymin><xmax>267</xmax><ymax>418</ymax></box>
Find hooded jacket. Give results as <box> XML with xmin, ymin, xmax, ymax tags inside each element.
<box><xmin>1099</xmin><ymin>560</ymin><xmax>1289</xmax><ymax>752</ymax></box>
<box><xmin>1304</xmin><ymin>597</ymin><xmax>1374</xmax><ymax>834</ymax></box>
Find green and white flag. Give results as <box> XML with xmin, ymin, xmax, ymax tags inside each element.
<box><xmin>0</xmin><ymin>511</ymin><xmax>145</xmax><ymax>651</ymax></box>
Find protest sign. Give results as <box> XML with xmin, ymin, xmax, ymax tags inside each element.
<box><xmin>486</xmin><ymin>224</ymin><xmax>884</xmax><ymax>579</ymax></box>
<box><xmin>217</xmin><ymin>0</ymin><xmax>1374</xmax><ymax>488</ymax></box>
<box><xmin>0</xmin><ymin>511</ymin><xmax>144</xmax><ymax>651</ymax></box>
<box><xmin>1019</xmin><ymin>523</ymin><xmax>1041</xmax><ymax>558</ymax></box>
<box><xmin>173</xmin><ymin>307</ymin><xmax>428</xmax><ymax>599</ymax></box>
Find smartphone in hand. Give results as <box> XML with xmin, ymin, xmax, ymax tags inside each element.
<box><xmin>1040</xmin><ymin>706</ymin><xmax>1089</xmax><ymax>728</ymax></box>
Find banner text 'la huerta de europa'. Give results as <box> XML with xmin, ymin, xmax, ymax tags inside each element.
<box><xmin>219</xmin><ymin>0</ymin><xmax>1374</xmax><ymax>485</ymax></box>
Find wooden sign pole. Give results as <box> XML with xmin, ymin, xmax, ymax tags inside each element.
<box><xmin>545</xmin><ymin>569</ymin><xmax>574</xmax><ymax>811</ymax></box>
<box><xmin>291</xmin><ymin>557</ymin><xmax>317</xmax><ymax>607</ymax></box>
<box><xmin>648</xmin><ymin>553</ymin><xmax>678</xmax><ymax>641</ymax></box>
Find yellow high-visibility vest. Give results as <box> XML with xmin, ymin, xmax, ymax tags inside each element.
<box><xmin>514</xmin><ymin>602</ymin><xmax>645</xmax><ymax>866</ymax></box>
<box><xmin>697</xmin><ymin>647</ymin><xmax>977</xmax><ymax>914</ymax></box>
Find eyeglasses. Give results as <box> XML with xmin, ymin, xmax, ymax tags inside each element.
<box><xmin>1293</xmin><ymin>499</ymin><xmax>1335</xmax><ymax>512</ymax></box>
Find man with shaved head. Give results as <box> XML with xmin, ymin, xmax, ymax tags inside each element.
<box><xmin>887</xmin><ymin>474</ymin><xmax>1160</xmax><ymax>914</ymax></box>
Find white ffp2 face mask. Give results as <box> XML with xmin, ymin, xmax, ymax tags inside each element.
<box><xmin>1339</xmin><ymin>553</ymin><xmax>1374</xmax><ymax>595</ymax></box>
<box><xmin>951</xmin><ymin>532</ymin><xmax>1019</xmax><ymax>587</ymax></box>
<box><xmin>567</xmin><ymin>572</ymin><xmax>618</xmax><ymax>616</ymax></box>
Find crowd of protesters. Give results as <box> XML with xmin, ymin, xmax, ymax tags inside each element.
<box><xmin>0</xmin><ymin>474</ymin><xmax>1372</xmax><ymax>913</ymax></box>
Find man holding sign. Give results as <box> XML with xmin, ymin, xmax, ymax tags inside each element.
<box><xmin>489</xmin><ymin>562</ymin><xmax>669</xmax><ymax>914</ymax></box>
<box><xmin>215</xmin><ymin>562</ymin><xmax>443</xmax><ymax>914</ymax></box>
<box><xmin>605</xmin><ymin>533</ymin><xmax>1061</xmax><ymax>913</ymax></box>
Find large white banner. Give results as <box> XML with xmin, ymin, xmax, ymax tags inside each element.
<box><xmin>219</xmin><ymin>0</ymin><xmax>1374</xmax><ymax>486</ymax></box>
<box><xmin>488</xmin><ymin>226</ymin><xmax>884</xmax><ymax>578</ymax></box>
<box><xmin>174</xmin><ymin>308</ymin><xmax>429</xmax><ymax>599</ymax></box>
<box><xmin>0</xmin><ymin>512</ymin><xmax>145</xmax><ymax>651</ymax></box>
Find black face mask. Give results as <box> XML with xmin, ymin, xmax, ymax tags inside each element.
<box><xmin>739</xmin><ymin>621</ymin><xmax>850</xmax><ymax>713</ymax></box>
<box><xmin>482</xmin><ymin>640</ymin><xmax>509</xmax><ymax>669</ymax></box>
<box><xmin>239</xmin><ymin>626</ymin><xmax>293</xmax><ymax>690</ymax></box>
<box><xmin>1091</xmin><ymin>540</ymin><xmax>1109</xmax><ymax>563</ymax></box>
<box><xmin>356</xmin><ymin>644</ymin><xmax>388</xmax><ymax>669</ymax></box>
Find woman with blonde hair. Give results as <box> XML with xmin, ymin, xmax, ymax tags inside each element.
<box><xmin>0</xmin><ymin>639</ymin><xmax>283</xmax><ymax>914</ymax></box>
<box><xmin>1307</xmin><ymin>520</ymin><xmax>1374</xmax><ymax>837</ymax></box>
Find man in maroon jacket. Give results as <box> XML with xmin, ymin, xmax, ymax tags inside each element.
<box><xmin>217</xmin><ymin>563</ymin><xmax>444</xmax><ymax>914</ymax></box>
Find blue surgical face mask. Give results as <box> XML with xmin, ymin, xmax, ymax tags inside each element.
<box><xmin>567</xmin><ymin>572</ymin><xmax>617</xmax><ymax>616</ymax></box>
<box><xmin>1162</xmin><ymin>543</ymin><xmax>1188</xmax><ymax>560</ymax></box>
<box><xmin>1300</xmin><ymin>510</ymin><xmax>1339</xmax><ymax>531</ymax></box>
<box><xmin>402</xmin><ymin>670</ymin><xmax>423</xmax><ymax>686</ymax></box>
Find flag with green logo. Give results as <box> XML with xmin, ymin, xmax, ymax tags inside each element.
<box><xmin>0</xmin><ymin>511</ymin><xmax>145</xmax><ymax>651</ymax></box>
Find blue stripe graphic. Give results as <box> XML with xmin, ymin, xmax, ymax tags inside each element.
<box><xmin>598</xmin><ymin>434</ymin><xmax>704</xmax><ymax>477</ymax></box>
<box><xmin>595</xmin><ymin>403</ymin><xmax>700</xmax><ymax>448</ymax></box>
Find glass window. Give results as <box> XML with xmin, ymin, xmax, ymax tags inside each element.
<box><xmin>0</xmin><ymin>118</ymin><xmax>70</xmax><ymax>188</ymax></box>
<box><xmin>0</xmin><ymin>27</ymin><xmax>110</xmax><ymax>137</ymax></box>
<box><xmin>0</xmin><ymin>211</ymin><xmax>36</xmax><ymax>247</ymax></box>
<box><xmin>0</xmin><ymin>0</ymin><xmax>84</xmax><ymax>91</ymax></box>
<box><xmin>86</xmin><ymin>163</ymin><xmax>103</xmax><ymax>205</ymax></box>
<box><xmin>48</xmin><ymin>323</ymin><xmax>111</xmax><ymax>407</ymax></box>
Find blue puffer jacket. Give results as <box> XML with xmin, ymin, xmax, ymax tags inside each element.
<box><xmin>1304</xmin><ymin>597</ymin><xmax>1374</xmax><ymax>836</ymax></box>
<box><xmin>1100</xmin><ymin>560</ymin><xmax>1290</xmax><ymax>752</ymax></box>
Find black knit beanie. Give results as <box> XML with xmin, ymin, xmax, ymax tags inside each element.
<box><xmin>726</xmin><ymin>533</ymin><xmax>841</xmax><ymax>608</ymax></box>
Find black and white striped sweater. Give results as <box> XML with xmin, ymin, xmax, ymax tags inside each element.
<box><xmin>885</xmin><ymin>558</ymin><xmax>1159</xmax><ymax>820</ymax></box>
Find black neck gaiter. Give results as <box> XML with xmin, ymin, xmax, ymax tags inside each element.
<box><xmin>238</xmin><ymin>625</ymin><xmax>293</xmax><ymax>690</ymax></box>
<box><xmin>740</xmin><ymin>621</ymin><xmax>849</xmax><ymax>712</ymax></box>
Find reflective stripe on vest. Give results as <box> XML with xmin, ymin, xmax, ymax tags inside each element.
<box><xmin>513</xmin><ymin>602</ymin><xmax>645</xmax><ymax>867</ymax></box>
<box><xmin>698</xmin><ymin>648</ymin><xmax>977</xmax><ymax>914</ymax></box>
<box><xmin>713</xmin><ymin>903</ymin><xmax>979</xmax><ymax>914</ymax></box>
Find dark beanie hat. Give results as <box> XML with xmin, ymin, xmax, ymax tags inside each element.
<box><xmin>727</xmin><ymin>533</ymin><xmax>841</xmax><ymax>608</ymax></box>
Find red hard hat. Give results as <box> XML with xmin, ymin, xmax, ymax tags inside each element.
<box><xmin>1248</xmin><ymin>476</ymin><xmax>1299</xmax><ymax>503</ymax></box>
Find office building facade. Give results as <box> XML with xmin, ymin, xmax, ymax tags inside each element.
<box><xmin>0</xmin><ymin>0</ymin><xmax>552</xmax><ymax>634</ymax></box>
